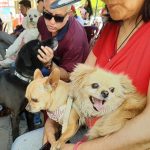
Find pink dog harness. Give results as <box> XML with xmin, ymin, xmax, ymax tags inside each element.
<box><xmin>46</xmin><ymin>105</ymin><xmax>66</xmax><ymax>124</ymax></box>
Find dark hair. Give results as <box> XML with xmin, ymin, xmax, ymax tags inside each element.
<box><xmin>19</xmin><ymin>0</ymin><xmax>31</xmax><ymax>8</ymax></box>
<box><xmin>84</xmin><ymin>0</ymin><xmax>93</xmax><ymax>17</ymax></box>
<box><xmin>141</xmin><ymin>0</ymin><xmax>150</xmax><ymax>22</ymax></box>
<box><xmin>0</xmin><ymin>18</ymin><xmax>3</xmax><ymax>31</ymax></box>
<box><xmin>0</xmin><ymin>18</ymin><xmax>2</xmax><ymax>23</ymax></box>
<box><xmin>37</xmin><ymin>0</ymin><xmax>43</xmax><ymax>3</ymax></box>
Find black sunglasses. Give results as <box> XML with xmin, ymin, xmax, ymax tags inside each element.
<box><xmin>43</xmin><ymin>11</ymin><xmax>67</xmax><ymax>23</ymax></box>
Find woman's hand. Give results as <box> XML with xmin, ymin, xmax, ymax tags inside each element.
<box><xmin>37</xmin><ymin>46</ymin><xmax>54</xmax><ymax>66</ymax></box>
<box><xmin>43</xmin><ymin>118</ymin><xmax>58</xmax><ymax>145</ymax></box>
<box><xmin>61</xmin><ymin>143</ymin><xmax>75</xmax><ymax>150</ymax></box>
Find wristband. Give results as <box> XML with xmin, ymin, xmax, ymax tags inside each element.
<box><xmin>73</xmin><ymin>141</ymin><xmax>83</xmax><ymax>150</ymax></box>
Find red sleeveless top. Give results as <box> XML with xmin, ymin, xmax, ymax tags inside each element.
<box><xmin>93</xmin><ymin>22</ymin><xmax>150</xmax><ymax>94</ymax></box>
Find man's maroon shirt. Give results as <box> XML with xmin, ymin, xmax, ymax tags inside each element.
<box><xmin>37</xmin><ymin>16</ymin><xmax>89</xmax><ymax>72</ymax></box>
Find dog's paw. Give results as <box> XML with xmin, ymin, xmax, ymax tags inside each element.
<box><xmin>51</xmin><ymin>140</ymin><xmax>65</xmax><ymax>150</ymax></box>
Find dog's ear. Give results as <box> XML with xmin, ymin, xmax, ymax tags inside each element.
<box><xmin>70</xmin><ymin>64</ymin><xmax>95</xmax><ymax>81</ymax></box>
<box><xmin>34</xmin><ymin>69</ymin><xmax>43</xmax><ymax>80</ymax></box>
<box><xmin>70</xmin><ymin>64</ymin><xmax>96</xmax><ymax>94</ymax></box>
<box><xmin>47</xmin><ymin>68</ymin><xmax>60</xmax><ymax>89</ymax></box>
<box><xmin>119</xmin><ymin>74</ymin><xmax>136</xmax><ymax>94</ymax></box>
<box><xmin>70</xmin><ymin>64</ymin><xmax>95</xmax><ymax>86</ymax></box>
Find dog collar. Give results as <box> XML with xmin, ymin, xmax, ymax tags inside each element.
<box><xmin>14</xmin><ymin>70</ymin><xmax>32</xmax><ymax>83</ymax></box>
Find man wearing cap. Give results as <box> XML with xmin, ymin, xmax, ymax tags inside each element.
<box><xmin>37</xmin><ymin>0</ymin><xmax>89</xmax><ymax>81</ymax></box>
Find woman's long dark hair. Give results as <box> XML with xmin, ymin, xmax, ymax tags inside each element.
<box><xmin>84</xmin><ymin>0</ymin><xmax>93</xmax><ymax>17</ymax></box>
<box><xmin>141</xmin><ymin>0</ymin><xmax>150</xmax><ymax>22</ymax></box>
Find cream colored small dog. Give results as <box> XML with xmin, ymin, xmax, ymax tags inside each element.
<box><xmin>5</xmin><ymin>8</ymin><xmax>41</xmax><ymax>58</ymax></box>
<box><xmin>25</xmin><ymin>68</ymin><xmax>79</xmax><ymax>150</ymax></box>
<box><xmin>0</xmin><ymin>8</ymin><xmax>41</xmax><ymax>68</ymax></box>
<box><xmin>70</xmin><ymin>64</ymin><xmax>149</xmax><ymax>150</ymax></box>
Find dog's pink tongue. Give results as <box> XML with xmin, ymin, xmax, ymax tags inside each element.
<box><xmin>93</xmin><ymin>99</ymin><xmax>103</xmax><ymax>111</ymax></box>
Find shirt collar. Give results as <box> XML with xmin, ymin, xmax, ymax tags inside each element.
<box><xmin>55</xmin><ymin>20</ymin><xmax>69</xmax><ymax>41</ymax></box>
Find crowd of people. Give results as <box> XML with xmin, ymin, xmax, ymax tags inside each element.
<box><xmin>0</xmin><ymin>0</ymin><xmax>150</xmax><ymax>149</ymax></box>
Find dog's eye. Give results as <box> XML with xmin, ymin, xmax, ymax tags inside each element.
<box><xmin>29</xmin><ymin>15</ymin><xmax>31</xmax><ymax>17</ymax></box>
<box><xmin>91</xmin><ymin>83</ymin><xmax>99</xmax><ymax>89</ymax></box>
<box><xmin>34</xmin><ymin>15</ymin><xmax>37</xmax><ymax>17</ymax></box>
<box><xmin>31</xmin><ymin>98</ymin><xmax>38</xmax><ymax>103</ymax></box>
<box><xmin>109</xmin><ymin>87</ymin><xmax>115</xmax><ymax>93</ymax></box>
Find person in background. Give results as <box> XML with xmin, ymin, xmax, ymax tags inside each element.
<box><xmin>19</xmin><ymin>0</ymin><xmax>31</xmax><ymax>17</ymax></box>
<box><xmin>37</xmin><ymin>0</ymin><xmax>44</xmax><ymax>14</ymax></box>
<box><xmin>80</xmin><ymin>6</ymin><xmax>87</xmax><ymax>20</ymax></box>
<box><xmin>12</xmin><ymin>0</ymin><xmax>31</xmax><ymax>37</ymax></box>
<box><xmin>84</xmin><ymin>0</ymin><xmax>93</xmax><ymax>20</ymax></box>
<box><xmin>62</xmin><ymin>0</ymin><xmax>150</xmax><ymax>149</ymax></box>
<box><xmin>69</xmin><ymin>5</ymin><xmax>85</xmax><ymax>26</ymax></box>
<box><xmin>99</xmin><ymin>6</ymin><xmax>109</xmax><ymax>26</ymax></box>
<box><xmin>79</xmin><ymin>6</ymin><xmax>90</xmax><ymax>25</ymax></box>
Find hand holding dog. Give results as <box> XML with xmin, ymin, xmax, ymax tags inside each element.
<box><xmin>37</xmin><ymin>46</ymin><xmax>54</xmax><ymax>67</ymax></box>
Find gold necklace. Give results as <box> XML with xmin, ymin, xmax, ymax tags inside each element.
<box><xmin>116</xmin><ymin>19</ymin><xmax>142</xmax><ymax>51</ymax></box>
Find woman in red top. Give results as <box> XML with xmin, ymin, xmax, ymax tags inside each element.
<box><xmin>63</xmin><ymin>0</ymin><xmax>150</xmax><ymax>149</ymax></box>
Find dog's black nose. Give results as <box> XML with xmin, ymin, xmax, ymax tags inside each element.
<box><xmin>30</xmin><ymin>18</ymin><xmax>33</xmax><ymax>21</ymax></box>
<box><xmin>101</xmin><ymin>90</ymin><xmax>109</xmax><ymax>98</ymax></box>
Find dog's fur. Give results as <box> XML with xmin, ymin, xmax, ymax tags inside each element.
<box><xmin>0</xmin><ymin>8</ymin><xmax>41</xmax><ymax>68</ymax></box>
<box><xmin>25</xmin><ymin>63</ymin><xmax>149</xmax><ymax>149</ymax></box>
<box><xmin>0</xmin><ymin>38</ymin><xmax>57</xmax><ymax>140</ymax></box>
<box><xmin>5</xmin><ymin>8</ymin><xmax>41</xmax><ymax>58</ymax></box>
<box><xmin>70</xmin><ymin>64</ymin><xmax>149</xmax><ymax>150</ymax></box>
<box><xmin>25</xmin><ymin>69</ymin><xmax>79</xmax><ymax>150</ymax></box>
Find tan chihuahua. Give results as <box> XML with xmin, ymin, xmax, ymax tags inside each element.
<box><xmin>25</xmin><ymin>68</ymin><xmax>79</xmax><ymax>150</ymax></box>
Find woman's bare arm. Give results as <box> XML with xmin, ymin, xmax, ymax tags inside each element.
<box><xmin>85</xmin><ymin>51</ymin><xmax>96</xmax><ymax>67</ymax></box>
